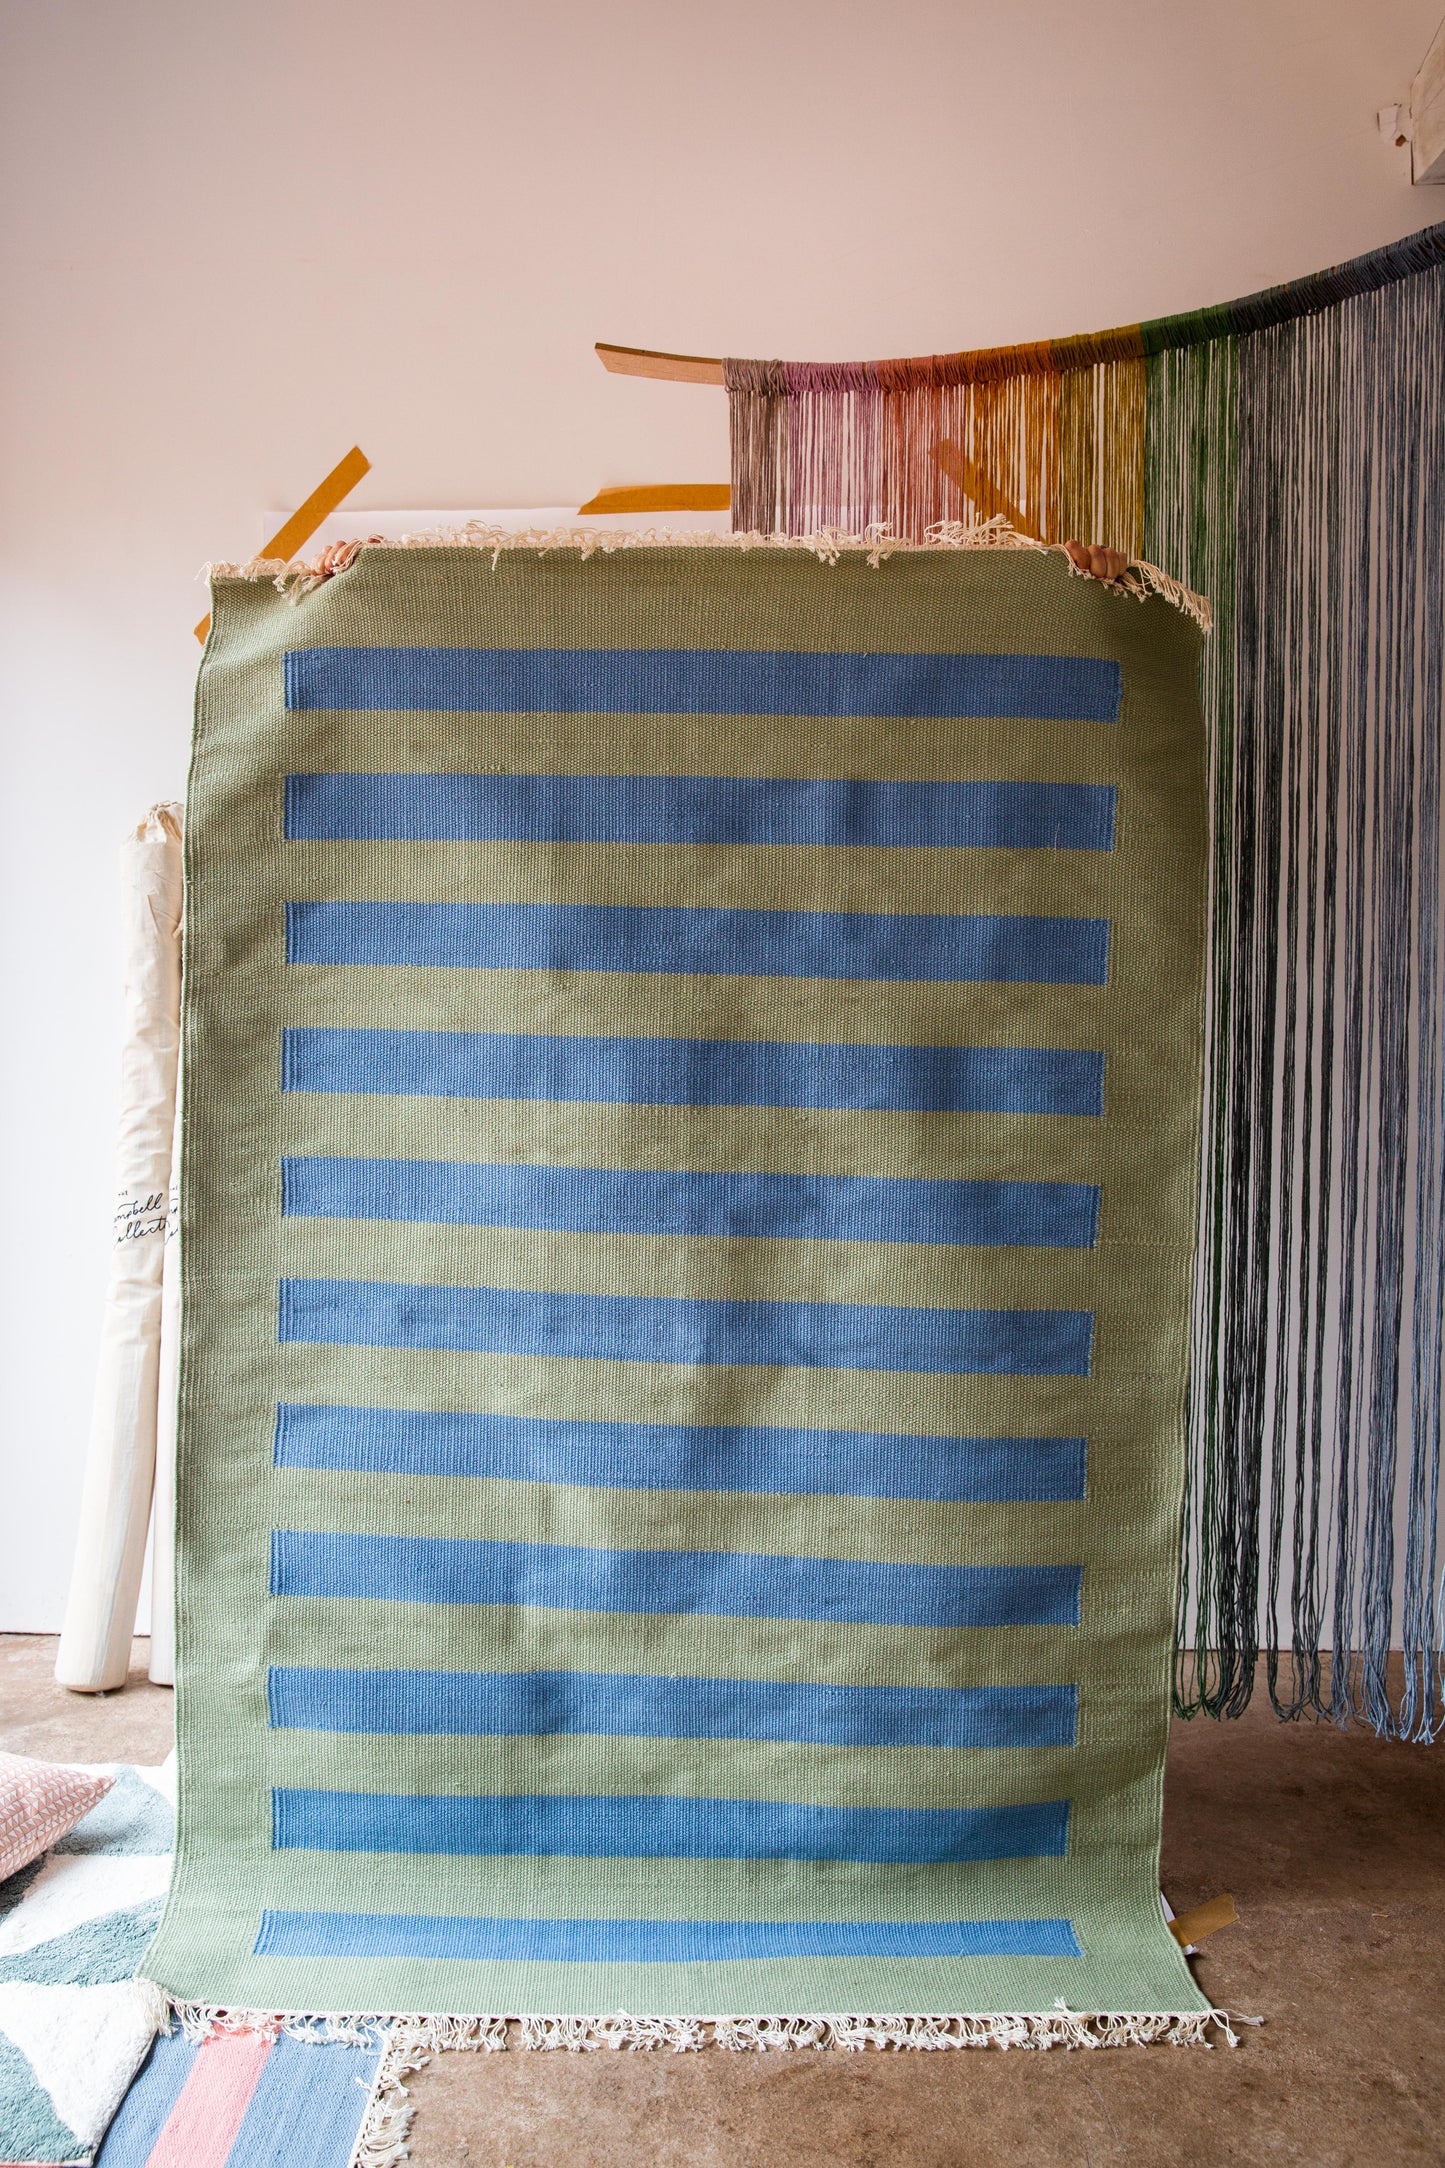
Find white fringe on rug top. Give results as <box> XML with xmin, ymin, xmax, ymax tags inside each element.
<box><xmin>202</xmin><ymin>515</ymin><xmax>1213</xmax><ymax>632</ymax></box>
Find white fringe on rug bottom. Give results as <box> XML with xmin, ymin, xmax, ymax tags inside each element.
<box><xmin>162</xmin><ymin>2000</ymin><xmax>1255</xmax><ymax>2168</ymax></box>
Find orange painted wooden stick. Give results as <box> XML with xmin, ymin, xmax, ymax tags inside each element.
<box><xmin>194</xmin><ymin>444</ymin><xmax>371</xmax><ymax>644</ymax></box>
<box><xmin>595</xmin><ymin>343</ymin><xmax>725</xmax><ymax>386</ymax></box>
<box><xmin>577</xmin><ymin>484</ymin><xmax>730</xmax><ymax>514</ymax></box>
<box><xmin>1168</xmin><ymin>1893</ymin><xmax>1237</xmax><ymax>1947</ymax></box>
<box><xmin>931</xmin><ymin>438</ymin><xmax>1037</xmax><ymax>539</ymax></box>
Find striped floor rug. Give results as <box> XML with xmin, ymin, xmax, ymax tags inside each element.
<box><xmin>94</xmin><ymin>2027</ymin><xmax>382</xmax><ymax>2168</ymax></box>
<box><xmin>143</xmin><ymin>532</ymin><xmax>1218</xmax><ymax>2041</ymax></box>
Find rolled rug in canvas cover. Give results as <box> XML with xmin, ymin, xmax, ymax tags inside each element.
<box><xmin>57</xmin><ymin>803</ymin><xmax>183</xmax><ymax>1694</ymax></box>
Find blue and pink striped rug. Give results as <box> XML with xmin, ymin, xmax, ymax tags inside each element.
<box><xmin>95</xmin><ymin>2027</ymin><xmax>382</xmax><ymax>2168</ymax></box>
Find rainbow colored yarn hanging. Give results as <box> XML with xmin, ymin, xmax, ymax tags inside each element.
<box><xmin>725</xmin><ymin>223</ymin><xmax>1445</xmax><ymax>1739</ymax></box>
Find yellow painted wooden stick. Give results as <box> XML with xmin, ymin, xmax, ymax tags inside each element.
<box><xmin>194</xmin><ymin>444</ymin><xmax>371</xmax><ymax>644</ymax></box>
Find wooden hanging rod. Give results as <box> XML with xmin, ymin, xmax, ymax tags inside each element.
<box><xmin>596</xmin><ymin>342</ymin><xmax>725</xmax><ymax>386</ymax></box>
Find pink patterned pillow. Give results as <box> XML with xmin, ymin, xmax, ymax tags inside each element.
<box><xmin>0</xmin><ymin>1752</ymin><xmax>114</xmax><ymax>1879</ymax></box>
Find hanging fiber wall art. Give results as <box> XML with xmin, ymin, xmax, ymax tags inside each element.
<box><xmin>146</xmin><ymin>532</ymin><xmax>1224</xmax><ymax>2040</ymax></box>
<box><xmin>724</xmin><ymin>221</ymin><xmax>1445</xmax><ymax>1741</ymax></box>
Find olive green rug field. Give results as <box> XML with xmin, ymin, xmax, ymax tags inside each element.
<box><xmin>143</xmin><ymin>533</ymin><xmax>1218</xmax><ymax>2043</ymax></box>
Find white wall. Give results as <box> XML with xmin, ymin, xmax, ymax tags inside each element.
<box><xmin>1</xmin><ymin>0</ymin><xmax>1440</xmax><ymax>1629</ymax></box>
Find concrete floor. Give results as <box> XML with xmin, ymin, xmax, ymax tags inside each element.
<box><xmin>3</xmin><ymin>1636</ymin><xmax>1441</xmax><ymax>2166</ymax></box>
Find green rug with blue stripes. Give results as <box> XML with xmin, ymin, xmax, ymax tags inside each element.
<box><xmin>145</xmin><ymin>536</ymin><xmax>1215</xmax><ymax>2038</ymax></box>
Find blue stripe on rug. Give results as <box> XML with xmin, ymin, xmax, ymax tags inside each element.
<box><xmin>222</xmin><ymin>2032</ymin><xmax>382</xmax><ymax>2168</ymax></box>
<box><xmin>92</xmin><ymin>2030</ymin><xmax>198</xmax><ymax>2167</ymax></box>
<box><xmin>277</xmin><ymin>1278</ymin><xmax>1095</xmax><ymax>1376</ymax></box>
<box><xmin>281</xmin><ymin>1157</ymin><xmax>1102</xmax><ymax>1250</ymax></box>
<box><xmin>284</xmin><ymin>773</ymin><xmax>1118</xmax><ymax>850</ymax></box>
<box><xmin>271</xmin><ymin>1403</ymin><xmax>1089</xmax><ymax>1503</ymax></box>
<box><xmin>284</xmin><ymin>901</ymin><xmax>1111</xmax><ymax>986</ymax></box>
<box><xmin>282</xmin><ymin>647</ymin><xmax>1123</xmax><ymax>723</ymax></box>
<box><xmin>267</xmin><ymin>1665</ymin><xmax>1079</xmax><ymax>1748</ymax></box>
<box><xmin>271</xmin><ymin>1788</ymin><xmax>1071</xmax><ymax>1863</ymax></box>
<box><xmin>254</xmin><ymin>1910</ymin><xmax>1083</xmax><ymax>1961</ymax></box>
<box><xmin>269</xmin><ymin>1531</ymin><xmax>1084</xmax><ymax>1629</ymax></box>
<box><xmin>281</xmin><ymin>1027</ymin><xmax>1107</xmax><ymax>1116</ymax></box>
